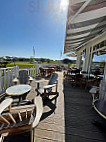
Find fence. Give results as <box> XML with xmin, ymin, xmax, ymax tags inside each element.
<box><xmin>27</xmin><ymin>64</ymin><xmax>40</xmax><ymax>77</ymax></box>
<box><xmin>0</xmin><ymin>63</ymin><xmax>66</xmax><ymax>95</ymax></box>
<box><xmin>0</xmin><ymin>66</ymin><xmax>19</xmax><ymax>94</ymax></box>
<box><xmin>0</xmin><ymin>64</ymin><xmax>41</xmax><ymax>95</ymax></box>
<box><xmin>27</xmin><ymin>64</ymin><xmax>52</xmax><ymax>77</ymax></box>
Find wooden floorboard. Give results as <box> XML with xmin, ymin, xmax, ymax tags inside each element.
<box><xmin>63</xmin><ymin>78</ymin><xmax>106</xmax><ymax>142</ymax></box>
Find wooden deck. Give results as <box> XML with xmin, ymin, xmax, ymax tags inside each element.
<box><xmin>3</xmin><ymin>72</ymin><xmax>106</xmax><ymax>142</ymax></box>
<box><xmin>63</xmin><ymin>77</ymin><xmax>106</xmax><ymax>142</ymax></box>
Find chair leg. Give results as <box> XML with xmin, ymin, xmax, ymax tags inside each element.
<box><xmin>0</xmin><ymin>135</ymin><xmax>4</xmax><ymax>142</ymax></box>
<box><xmin>44</xmin><ymin>89</ymin><xmax>47</xmax><ymax>99</ymax></box>
<box><xmin>31</xmin><ymin>128</ymin><xmax>35</xmax><ymax>142</ymax></box>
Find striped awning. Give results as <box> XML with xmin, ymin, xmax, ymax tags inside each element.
<box><xmin>64</xmin><ymin>0</ymin><xmax>106</xmax><ymax>55</ymax></box>
<box><xmin>67</xmin><ymin>52</ymin><xmax>77</xmax><ymax>57</ymax></box>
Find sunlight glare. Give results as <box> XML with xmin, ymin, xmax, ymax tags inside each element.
<box><xmin>60</xmin><ymin>0</ymin><xmax>68</xmax><ymax>11</ymax></box>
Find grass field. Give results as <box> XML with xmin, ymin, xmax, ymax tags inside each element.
<box><xmin>6</xmin><ymin>61</ymin><xmax>63</xmax><ymax>69</ymax></box>
<box><xmin>7</xmin><ymin>62</ymin><xmax>34</xmax><ymax>69</ymax></box>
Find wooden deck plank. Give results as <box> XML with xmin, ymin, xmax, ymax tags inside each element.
<box><xmin>2</xmin><ymin>72</ymin><xmax>106</xmax><ymax>142</ymax></box>
<box><xmin>64</xmin><ymin>76</ymin><xmax>106</xmax><ymax>142</ymax></box>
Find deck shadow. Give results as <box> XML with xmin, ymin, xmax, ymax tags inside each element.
<box><xmin>63</xmin><ymin>79</ymin><xmax>106</xmax><ymax>142</ymax></box>
<box><xmin>41</xmin><ymin>95</ymin><xmax>58</xmax><ymax>121</ymax></box>
<box><xmin>4</xmin><ymin>132</ymin><xmax>30</xmax><ymax>142</ymax></box>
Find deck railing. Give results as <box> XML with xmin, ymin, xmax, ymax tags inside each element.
<box><xmin>0</xmin><ymin>63</ymin><xmax>66</xmax><ymax>95</ymax></box>
<box><xmin>0</xmin><ymin>66</ymin><xmax>19</xmax><ymax>94</ymax></box>
<box><xmin>0</xmin><ymin>64</ymin><xmax>41</xmax><ymax>95</ymax></box>
<box><xmin>27</xmin><ymin>64</ymin><xmax>40</xmax><ymax>77</ymax></box>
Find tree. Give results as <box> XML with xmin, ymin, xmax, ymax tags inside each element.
<box><xmin>30</xmin><ymin>57</ymin><xmax>34</xmax><ymax>63</ymax></box>
<box><xmin>12</xmin><ymin>57</ymin><xmax>16</xmax><ymax>66</ymax></box>
<box><xmin>40</xmin><ymin>58</ymin><xmax>45</xmax><ymax>63</ymax></box>
<box><xmin>0</xmin><ymin>61</ymin><xmax>8</xmax><ymax>68</ymax></box>
<box><xmin>5</xmin><ymin>56</ymin><xmax>12</xmax><ymax>61</ymax></box>
<box><xmin>0</xmin><ymin>57</ymin><xmax>4</xmax><ymax>61</ymax></box>
<box><xmin>63</xmin><ymin>58</ymin><xmax>76</xmax><ymax>64</ymax></box>
<box><xmin>47</xmin><ymin>59</ymin><xmax>50</xmax><ymax>64</ymax></box>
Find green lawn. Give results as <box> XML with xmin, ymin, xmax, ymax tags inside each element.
<box><xmin>6</xmin><ymin>60</ymin><xmax>64</xmax><ymax>69</ymax></box>
<box><xmin>7</xmin><ymin>62</ymin><xmax>34</xmax><ymax>69</ymax></box>
<box><xmin>49</xmin><ymin>60</ymin><xmax>63</xmax><ymax>64</ymax></box>
<box><xmin>40</xmin><ymin>61</ymin><xmax>63</xmax><ymax>64</ymax></box>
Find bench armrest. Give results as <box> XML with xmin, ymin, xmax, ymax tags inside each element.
<box><xmin>43</xmin><ymin>84</ymin><xmax>56</xmax><ymax>89</ymax></box>
<box><xmin>12</xmin><ymin>78</ymin><xmax>18</xmax><ymax>83</ymax></box>
<box><xmin>35</xmin><ymin>80</ymin><xmax>47</xmax><ymax>83</ymax></box>
<box><xmin>28</xmin><ymin>76</ymin><xmax>33</xmax><ymax>81</ymax></box>
<box><xmin>0</xmin><ymin>98</ymin><xmax>13</xmax><ymax>114</ymax></box>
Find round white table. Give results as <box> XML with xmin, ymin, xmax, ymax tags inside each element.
<box><xmin>6</xmin><ymin>84</ymin><xmax>31</xmax><ymax>104</ymax></box>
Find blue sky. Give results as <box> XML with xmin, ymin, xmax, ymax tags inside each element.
<box><xmin>0</xmin><ymin>0</ymin><xmax>69</xmax><ymax>60</ymax></box>
<box><xmin>93</xmin><ymin>54</ymin><xmax>106</xmax><ymax>62</ymax></box>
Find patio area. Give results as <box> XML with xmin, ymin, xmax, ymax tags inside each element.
<box><xmin>3</xmin><ymin>71</ymin><xmax>106</xmax><ymax>142</ymax></box>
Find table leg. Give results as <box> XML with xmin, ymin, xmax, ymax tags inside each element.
<box><xmin>19</xmin><ymin>96</ymin><xmax>22</xmax><ymax>105</ymax></box>
<box><xmin>9</xmin><ymin>104</ymin><xmax>12</xmax><ymax>113</ymax></box>
<box><xmin>37</xmin><ymin>82</ymin><xmax>40</xmax><ymax>96</ymax></box>
<box><xmin>37</xmin><ymin>82</ymin><xmax>40</xmax><ymax>89</ymax></box>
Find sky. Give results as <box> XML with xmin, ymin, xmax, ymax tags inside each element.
<box><xmin>0</xmin><ymin>0</ymin><xmax>69</xmax><ymax>60</ymax></box>
<box><xmin>93</xmin><ymin>54</ymin><xmax>106</xmax><ymax>62</ymax></box>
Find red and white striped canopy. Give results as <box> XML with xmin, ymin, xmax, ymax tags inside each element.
<box><xmin>64</xmin><ymin>0</ymin><xmax>106</xmax><ymax>56</ymax></box>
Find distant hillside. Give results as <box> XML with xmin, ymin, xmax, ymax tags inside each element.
<box><xmin>0</xmin><ymin>56</ymin><xmax>76</xmax><ymax>65</ymax></box>
<box><xmin>62</xmin><ymin>58</ymin><xmax>76</xmax><ymax>64</ymax></box>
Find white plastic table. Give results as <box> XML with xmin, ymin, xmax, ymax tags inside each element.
<box><xmin>6</xmin><ymin>84</ymin><xmax>31</xmax><ymax>103</ymax></box>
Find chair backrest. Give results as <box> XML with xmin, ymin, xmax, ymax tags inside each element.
<box><xmin>19</xmin><ymin>70</ymin><xmax>28</xmax><ymax>84</ymax></box>
<box><xmin>48</xmin><ymin>73</ymin><xmax>58</xmax><ymax>85</ymax></box>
